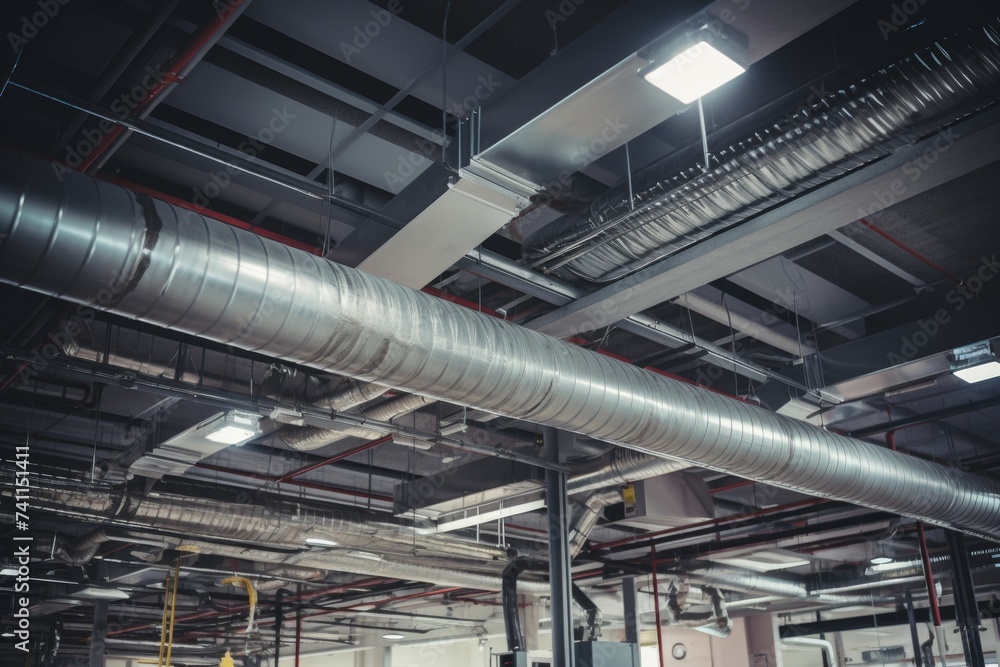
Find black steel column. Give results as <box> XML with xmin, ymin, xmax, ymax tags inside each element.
<box><xmin>88</xmin><ymin>599</ymin><xmax>108</xmax><ymax>667</ymax></box>
<box><xmin>947</xmin><ymin>530</ymin><xmax>986</xmax><ymax>667</ymax></box>
<box><xmin>543</xmin><ymin>427</ymin><xmax>575</xmax><ymax>667</ymax></box>
<box><xmin>906</xmin><ymin>591</ymin><xmax>924</xmax><ymax>667</ymax></box>
<box><xmin>623</xmin><ymin>576</ymin><xmax>639</xmax><ymax>645</ymax></box>
<box><xmin>275</xmin><ymin>589</ymin><xmax>286</xmax><ymax>666</ymax></box>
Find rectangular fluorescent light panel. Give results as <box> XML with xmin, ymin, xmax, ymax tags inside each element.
<box><xmin>953</xmin><ymin>360</ymin><xmax>1000</xmax><ymax>384</ymax></box>
<box><xmin>643</xmin><ymin>41</ymin><xmax>746</xmax><ymax>104</ymax></box>
<box><xmin>205</xmin><ymin>424</ymin><xmax>258</xmax><ymax>444</ymax></box>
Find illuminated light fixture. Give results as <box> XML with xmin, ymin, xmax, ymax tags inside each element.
<box><xmin>639</xmin><ymin>22</ymin><xmax>748</xmax><ymax>104</ymax></box>
<box><xmin>305</xmin><ymin>537</ymin><xmax>339</xmax><ymax>548</ymax></box>
<box><xmin>382</xmin><ymin>633</ymin><xmax>406</xmax><ymax>640</ymax></box>
<box><xmin>869</xmin><ymin>542</ymin><xmax>894</xmax><ymax>565</ymax></box>
<box><xmin>0</xmin><ymin>568</ymin><xmax>18</xmax><ymax>576</ymax></box>
<box><xmin>204</xmin><ymin>410</ymin><xmax>262</xmax><ymax>445</ymax></box>
<box><xmin>74</xmin><ymin>586</ymin><xmax>131</xmax><ymax>600</ymax></box>
<box><xmin>950</xmin><ymin>341</ymin><xmax>1000</xmax><ymax>384</ymax></box>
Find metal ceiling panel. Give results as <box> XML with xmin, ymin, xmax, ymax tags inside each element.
<box><xmin>246</xmin><ymin>0</ymin><xmax>512</xmax><ymax>111</ymax></box>
<box><xmin>164</xmin><ymin>62</ymin><xmax>432</xmax><ymax>191</ymax></box>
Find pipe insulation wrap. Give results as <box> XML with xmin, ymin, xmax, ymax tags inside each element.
<box><xmin>2</xmin><ymin>151</ymin><xmax>1000</xmax><ymax>539</ymax></box>
<box><xmin>523</xmin><ymin>22</ymin><xmax>1000</xmax><ymax>283</ymax></box>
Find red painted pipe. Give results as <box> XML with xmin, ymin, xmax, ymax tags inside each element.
<box><xmin>918</xmin><ymin>523</ymin><xmax>943</xmax><ymax>626</ymax></box>
<box><xmin>194</xmin><ymin>462</ymin><xmax>394</xmax><ymax>503</ymax></box>
<box><xmin>591</xmin><ymin>498</ymin><xmax>827</xmax><ymax>550</ymax></box>
<box><xmin>109</xmin><ymin>578</ymin><xmax>390</xmax><ymax>636</ymax></box>
<box><xmin>273</xmin><ymin>435</ymin><xmax>393</xmax><ymax>483</ymax></box>
<box><xmin>859</xmin><ymin>218</ymin><xmax>961</xmax><ymax>284</ymax></box>
<box><xmin>79</xmin><ymin>1</ymin><xmax>247</xmax><ymax>173</ymax></box>
<box><xmin>105</xmin><ymin>176</ymin><xmax>322</xmax><ymax>255</ymax></box>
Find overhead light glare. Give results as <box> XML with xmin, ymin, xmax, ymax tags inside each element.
<box><xmin>74</xmin><ymin>587</ymin><xmax>131</xmax><ymax>600</ymax></box>
<box><xmin>382</xmin><ymin>633</ymin><xmax>406</xmax><ymax>640</ymax></box>
<box><xmin>869</xmin><ymin>556</ymin><xmax>894</xmax><ymax>565</ymax></box>
<box><xmin>305</xmin><ymin>537</ymin><xmax>339</xmax><ymax>548</ymax></box>
<box><xmin>204</xmin><ymin>410</ymin><xmax>262</xmax><ymax>445</ymax></box>
<box><xmin>642</xmin><ymin>41</ymin><xmax>746</xmax><ymax>104</ymax></box>
<box><xmin>953</xmin><ymin>360</ymin><xmax>1000</xmax><ymax>384</ymax></box>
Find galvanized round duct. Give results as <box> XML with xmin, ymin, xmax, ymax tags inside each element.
<box><xmin>2</xmin><ymin>150</ymin><xmax>1000</xmax><ymax>540</ymax></box>
<box><xmin>522</xmin><ymin>21</ymin><xmax>1000</xmax><ymax>283</ymax></box>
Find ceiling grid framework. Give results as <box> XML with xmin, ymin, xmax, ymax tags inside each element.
<box><xmin>0</xmin><ymin>0</ymin><xmax>999</xmax><ymax>665</ymax></box>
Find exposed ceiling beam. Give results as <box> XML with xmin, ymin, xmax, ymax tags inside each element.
<box><xmin>524</xmin><ymin>107</ymin><xmax>1000</xmax><ymax>340</ymax></box>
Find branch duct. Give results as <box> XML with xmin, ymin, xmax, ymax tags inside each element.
<box><xmin>281</xmin><ymin>392</ymin><xmax>432</xmax><ymax>451</ymax></box>
<box><xmin>23</xmin><ymin>478</ymin><xmax>508</xmax><ymax>563</ymax></box>
<box><xmin>522</xmin><ymin>22</ymin><xmax>1000</xmax><ymax>283</ymax></box>
<box><xmin>2</xmin><ymin>150</ymin><xmax>1000</xmax><ymax>540</ymax></box>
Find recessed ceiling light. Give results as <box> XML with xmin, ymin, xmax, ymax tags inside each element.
<box><xmin>382</xmin><ymin>633</ymin><xmax>405</xmax><ymax>640</ymax></box>
<box><xmin>953</xmin><ymin>360</ymin><xmax>1000</xmax><ymax>384</ymax></box>
<box><xmin>305</xmin><ymin>537</ymin><xmax>339</xmax><ymax>548</ymax></box>
<box><xmin>869</xmin><ymin>556</ymin><xmax>894</xmax><ymax>565</ymax></box>
<box><xmin>642</xmin><ymin>41</ymin><xmax>746</xmax><ymax>104</ymax></box>
<box><xmin>74</xmin><ymin>587</ymin><xmax>131</xmax><ymax>600</ymax></box>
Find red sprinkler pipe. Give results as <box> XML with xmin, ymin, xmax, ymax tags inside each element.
<box><xmin>79</xmin><ymin>1</ymin><xmax>248</xmax><ymax>173</ymax></box>
<box><xmin>917</xmin><ymin>523</ymin><xmax>943</xmax><ymax>627</ymax></box>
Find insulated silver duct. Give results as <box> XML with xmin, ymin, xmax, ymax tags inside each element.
<box><xmin>282</xmin><ymin>392</ymin><xmax>433</xmax><ymax>451</ymax></box>
<box><xmin>672</xmin><ymin>562</ymin><xmax>876</xmax><ymax>606</ymax></box>
<box><xmin>26</xmin><ymin>480</ymin><xmax>508</xmax><ymax>562</ymax></box>
<box><xmin>523</xmin><ymin>22</ymin><xmax>1000</xmax><ymax>283</ymax></box>
<box><xmin>569</xmin><ymin>449</ymin><xmax>689</xmax><ymax>496</ymax></box>
<box><xmin>2</xmin><ymin>151</ymin><xmax>1000</xmax><ymax>540</ymax></box>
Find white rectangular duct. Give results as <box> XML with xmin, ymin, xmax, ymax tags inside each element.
<box><xmin>358</xmin><ymin>177</ymin><xmax>519</xmax><ymax>288</ymax></box>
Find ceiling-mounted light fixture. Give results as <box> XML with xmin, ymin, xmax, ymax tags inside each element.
<box><xmin>74</xmin><ymin>586</ymin><xmax>131</xmax><ymax>600</ymax></box>
<box><xmin>382</xmin><ymin>633</ymin><xmax>406</xmax><ymax>640</ymax></box>
<box><xmin>869</xmin><ymin>542</ymin><xmax>894</xmax><ymax>565</ymax></box>
<box><xmin>950</xmin><ymin>341</ymin><xmax>1000</xmax><ymax>384</ymax></box>
<box><xmin>639</xmin><ymin>20</ymin><xmax>748</xmax><ymax>104</ymax></box>
<box><xmin>203</xmin><ymin>410</ymin><xmax>263</xmax><ymax>445</ymax></box>
<box><xmin>305</xmin><ymin>537</ymin><xmax>339</xmax><ymax>548</ymax></box>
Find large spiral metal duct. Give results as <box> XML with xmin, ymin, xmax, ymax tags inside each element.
<box><xmin>2</xmin><ymin>149</ymin><xmax>1000</xmax><ymax>540</ymax></box>
<box><xmin>522</xmin><ymin>21</ymin><xmax>1000</xmax><ymax>283</ymax></box>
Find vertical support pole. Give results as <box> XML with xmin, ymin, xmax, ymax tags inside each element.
<box><xmin>907</xmin><ymin>590</ymin><xmax>924</xmax><ymax>667</ymax></box>
<box><xmin>947</xmin><ymin>530</ymin><xmax>986</xmax><ymax>667</ymax></box>
<box><xmin>543</xmin><ymin>427</ymin><xmax>575</xmax><ymax>667</ymax></box>
<box><xmin>650</xmin><ymin>551</ymin><xmax>665</xmax><ymax>667</ymax></box>
<box><xmin>275</xmin><ymin>589</ymin><xmax>285</xmax><ymax>666</ymax></box>
<box><xmin>295</xmin><ymin>583</ymin><xmax>303</xmax><ymax>667</ymax></box>
<box><xmin>89</xmin><ymin>599</ymin><xmax>108</xmax><ymax>667</ymax></box>
<box><xmin>623</xmin><ymin>576</ymin><xmax>639</xmax><ymax>645</ymax></box>
<box><xmin>817</xmin><ymin>612</ymin><xmax>830</xmax><ymax>667</ymax></box>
